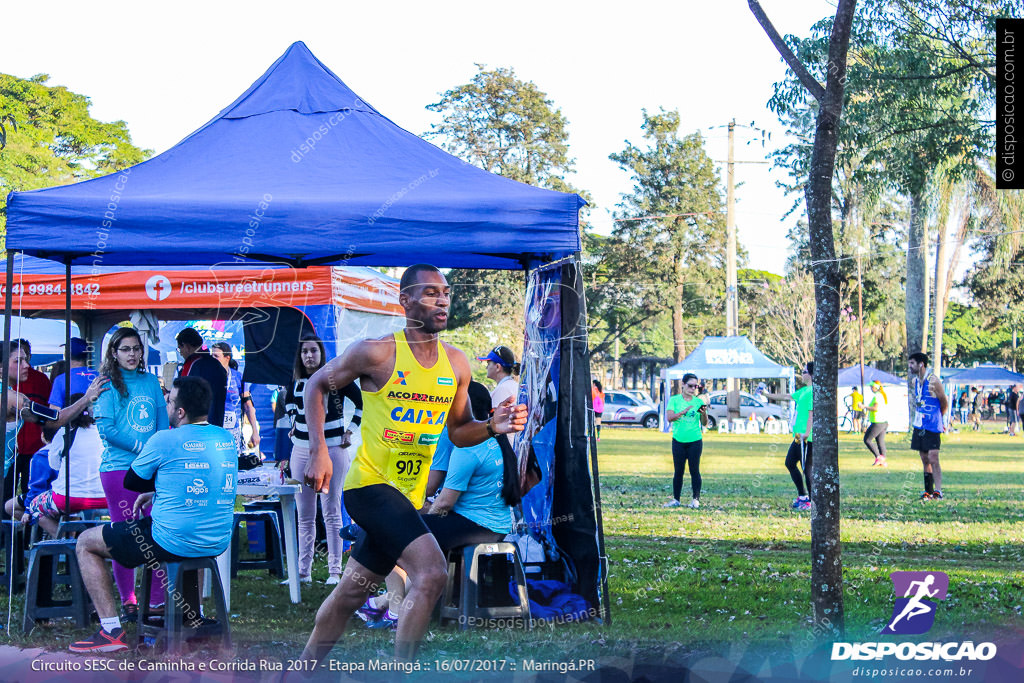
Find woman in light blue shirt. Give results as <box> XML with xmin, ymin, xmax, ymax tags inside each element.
<box><xmin>94</xmin><ymin>327</ymin><xmax>167</xmax><ymax>620</ymax></box>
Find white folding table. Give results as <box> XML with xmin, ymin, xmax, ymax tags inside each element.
<box><xmin>216</xmin><ymin>483</ymin><xmax>302</xmax><ymax>610</ymax></box>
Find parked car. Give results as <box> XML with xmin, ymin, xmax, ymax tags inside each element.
<box><xmin>602</xmin><ymin>390</ymin><xmax>660</xmax><ymax>428</ymax></box>
<box><xmin>621</xmin><ymin>389</ymin><xmax>655</xmax><ymax>405</ymax></box>
<box><xmin>704</xmin><ymin>390</ymin><xmax>787</xmax><ymax>430</ymax></box>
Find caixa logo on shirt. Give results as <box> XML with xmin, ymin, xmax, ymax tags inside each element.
<box><xmin>831</xmin><ymin>571</ymin><xmax>997</xmax><ymax>662</ymax></box>
<box><xmin>182</xmin><ymin>440</ymin><xmax>206</xmax><ymax>453</ymax></box>
<box><xmin>186</xmin><ymin>478</ymin><xmax>209</xmax><ymax>495</ymax></box>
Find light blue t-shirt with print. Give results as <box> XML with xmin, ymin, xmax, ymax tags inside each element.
<box><xmin>130</xmin><ymin>423</ymin><xmax>238</xmax><ymax>557</ymax></box>
<box><xmin>430</xmin><ymin>426</ymin><xmax>453</xmax><ymax>472</ymax></box>
<box><xmin>444</xmin><ymin>438</ymin><xmax>510</xmax><ymax>534</ymax></box>
<box><xmin>95</xmin><ymin>370</ymin><xmax>168</xmax><ymax>472</ymax></box>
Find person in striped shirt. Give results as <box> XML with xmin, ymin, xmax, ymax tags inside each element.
<box><xmin>282</xmin><ymin>333</ymin><xmax>362</xmax><ymax>584</ymax></box>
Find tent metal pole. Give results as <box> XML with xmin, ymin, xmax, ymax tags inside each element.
<box><xmin>1</xmin><ymin>253</ymin><xmax>13</xmax><ymax>512</ymax></box>
<box><xmin>568</xmin><ymin>254</ymin><xmax>612</xmax><ymax>625</ymax></box>
<box><xmin>63</xmin><ymin>259</ymin><xmax>72</xmax><ymax>516</ymax></box>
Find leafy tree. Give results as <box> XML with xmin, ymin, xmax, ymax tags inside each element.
<box><xmin>0</xmin><ymin>73</ymin><xmax>150</xmax><ymax>246</ymax></box>
<box><xmin>424</xmin><ymin>65</ymin><xmax>586</xmax><ymax>331</ymax></box>
<box><xmin>849</xmin><ymin>0</ymin><xmax>1008</xmax><ymax>359</ymax></box>
<box><xmin>607</xmin><ymin>109</ymin><xmax>728</xmax><ymax>363</ymax></box>
<box><xmin>942</xmin><ymin>302</ymin><xmax>1010</xmax><ymax>366</ymax></box>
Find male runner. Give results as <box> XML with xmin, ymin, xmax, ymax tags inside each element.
<box><xmin>908</xmin><ymin>352</ymin><xmax>948</xmax><ymax>500</ymax></box>
<box><xmin>299</xmin><ymin>264</ymin><xmax>526</xmax><ymax>663</ymax></box>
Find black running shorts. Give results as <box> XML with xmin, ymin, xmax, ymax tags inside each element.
<box><xmin>421</xmin><ymin>511</ymin><xmax>503</xmax><ymax>552</ymax></box>
<box><xmin>344</xmin><ymin>484</ymin><xmax>431</xmax><ymax>576</ymax></box>
<box><xmin>102</xmin><ymin>517</ymin><xmax>189</xmax><ymax>569</ymax></box>
<box><xmin>910</xmin><ymin>428</ymin><xmax>941</xmax><ymax>453</ymax></box>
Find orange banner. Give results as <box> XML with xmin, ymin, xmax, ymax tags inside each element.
<box><xmin>0</xmin><ymin>267</ymin><xmax>402</xmax><ymax>316</ymax></box>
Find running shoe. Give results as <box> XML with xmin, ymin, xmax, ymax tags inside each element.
<box><xmin>280</xmin><ymin>575</ymin><xmax>312</xmax><ymax>586</ymax></box>
<box><xmin>663</xmin><ymin>499</ymin><xmax>681</xmax><ymax>508</ymax></box>
<box><xmin>931</xmin><ymin>490</ymin><xmax>943</xmax><ymax>500</ymax></box>
<box><xmin>356</xmin><ymin>597</ymin><xmax>385</xmax><ymax>623</ymax></box>
<box><xmin>69</xmin><ymin>627</ymin><xmax>128</xmax><ymax>653</ymax></box>
<box><xmin>687</xmin><ymin>499</ymin><xmax>700</xmax><ymax>509</ymax></box>
<box><xmin>325</xmin><ymin>574</ymin><xmax>340</xmax><ymax>585</ymax></box>
<box><xmin>877</xmin><ymin>457</ymin><xmax>888</xmax><ymax>467</ymax></box>
<box><xmin>791</xmin><ymin>496</ymin><xmax>809</xmax><ymax>509</ymax></box>
<box><xmin>919</xmin><ymin>491</ymin><xmax>933</xmax><ymax>501</ymax></box>
<box><xmin>797</xmin><ymin>500</ymin><xmax>812</xmax><ymax>511</ymax></box>
<box><xmin>120</xmin><ymin>603</ymin><xmax>139</xmax><ymax>624</ymax></box>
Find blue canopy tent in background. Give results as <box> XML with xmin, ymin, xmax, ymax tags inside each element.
<box><xmin>837</xmin><ymin>364</ymin><xmax>903</xmax><ymax>387</ymax></box>
<box><xmin>945</xmin><ymin>364</ymin><xmax>1024</xmax><ymax>386</ymax></box>
<box><xmin>3</xmin><ymin>42</ymin><xmax>605</xmax><ymax>618</ymax></box>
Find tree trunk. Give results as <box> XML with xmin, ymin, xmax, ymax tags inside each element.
<box><xmin>673</xmin><ymin>250</ymin><xmax>685</xmax><ymax>363</ymax></box>
<box><xmin>803</xmin><ymin>2</ymin><xmax>856</xmax><ymax>641</ymax></box>
<box><xmin>905</xmin><ymin>189</ymin><xmax>927</xmax><ymax>424</ymax></box>
<box><xmin>750</xmin><ymin>0</ymin><xmax>856</xmax><ymax>639</ymax></box>
<box><xmin>932</xmin><ymin>200</ymin><xmax>953</xmax><ymax>376</ymax></box>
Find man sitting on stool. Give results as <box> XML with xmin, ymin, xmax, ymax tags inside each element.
<box><xmin>70</xmin><ymin>377</ymin><xmax>238</xmax><ymax>653</ymax></box>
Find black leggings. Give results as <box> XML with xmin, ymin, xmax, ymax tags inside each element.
<box><xmin>864</xmin><ymin>422</ymin><xmax>888</xmax><ymax>458</ymax></box>
<box><xmin>785</xmin><ymin>440</ymin><xmax>812</xmax><ymax>496</ymax></box>
<box><xmin>671</xmin><ymin>439</ymin><xmax>703</xmax><ymax>500</ymax></box>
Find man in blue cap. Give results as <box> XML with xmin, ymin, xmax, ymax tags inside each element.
<box><xmin>49</xmin><ymin>337</ymin><xmax>98</xmax><ymax>411</ymax></box>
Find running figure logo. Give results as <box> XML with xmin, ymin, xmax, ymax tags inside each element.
<box><xmin>881</xmin><ymin>571</ymin><xmax>948</xmax><ymax>635</ymax></box>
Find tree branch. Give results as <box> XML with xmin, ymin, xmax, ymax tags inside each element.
<box><xmin>748</xmin><ymin>0</ymin><xmax>826</xmax><ymax>102</ymax></box>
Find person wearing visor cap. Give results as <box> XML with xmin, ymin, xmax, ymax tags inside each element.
<box><xmin>476</xmin><ymin>346</ymin><xmax>521</xmax><ymax>411</ymax></box>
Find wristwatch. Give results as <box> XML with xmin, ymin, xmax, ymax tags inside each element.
<box><xmin>486</xmin><ymin>416</ymin><xmax>497</xmax><ymax>438</ymax></box>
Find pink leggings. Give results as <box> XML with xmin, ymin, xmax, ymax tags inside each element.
<box><xmin>99</xmin><ymin>470</ymin><xmax>165</xmax><ymax>606</ymax></box>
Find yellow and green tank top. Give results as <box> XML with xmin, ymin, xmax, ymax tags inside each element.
<box><xmin>344</xmin><ymin>330</ymin><xmax>457</xmax><ymax>507</ymax></box>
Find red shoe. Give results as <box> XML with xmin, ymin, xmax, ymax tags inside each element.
<box><xmin>69</xmin><ymin>627</ymin><xmax>128</xmax><ymax>653</ymax></box>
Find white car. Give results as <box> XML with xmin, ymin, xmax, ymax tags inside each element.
<box><xmin>601</xmin><ymin>390</ymin><xmax>660</xmax><ymax>429</ymax></box>
<box><xmin>704</xmin><ymin>390</ymin><xmax>787</xmax><ymax>430</ymax></box>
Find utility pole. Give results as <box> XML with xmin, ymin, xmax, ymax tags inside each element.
<box><xmin>726</xmin><ymin>119</ymin><xmax>738</xmax><ymax>337</ymax></box>
<box><xmin>708</xmin><ymin>118</ymin><xmax>767</xmax><ymax>419</ymax></box>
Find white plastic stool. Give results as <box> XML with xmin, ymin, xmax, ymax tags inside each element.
<box><xmin>717</xmin><ymin>420</ymin><xmax>729</xmax><ymax>433</ymax></box>
<box><xmin>731</xmin><ymin>419</ymin><xmax>747</xmax><ymax>434</ymax></box>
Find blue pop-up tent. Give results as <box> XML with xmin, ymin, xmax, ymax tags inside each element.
<box><xmin>661</xmin><ymin>335</ymin><xmax>794</xmax><ymax>381</ymax></box>
<box><xmin>5</xmin><ymin>42</ymin><xmax>585</xmax><ymax>269</ymax></box>
<box><xmin>945</xmin><ymin>364</ymin><xmax>1024</xmax><ymax>386</ymax></box>
<box><xmin>3</xmin><ymin>42</ymin><xmax>605</xmax><ymax>619</ymax></box>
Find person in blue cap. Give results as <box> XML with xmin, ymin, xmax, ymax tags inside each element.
<box><xmin>476</xmin><ymin>345</ymin><xmax>520</xmax><ymax>410</ymax></box>
<box><xmin>49</xmin><ymin>337</ymin><xmax>98</xmax><ymax>411</ymax></box>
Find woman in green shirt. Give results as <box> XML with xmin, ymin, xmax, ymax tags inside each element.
<box><xmin>864</xmin><ymin>380</ymin><xmax>889</xmax><ymax>466</ymax></box>
<box><xmin>664</xmin><ymin>373</ymin><xmax>707</xmax><ymax>509</ymax></box>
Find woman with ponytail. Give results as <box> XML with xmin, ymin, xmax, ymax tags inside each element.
<box><xmin>864</xmin><ymin>381</ymin><xmax>889</xmax><ymax>467</ymax></box>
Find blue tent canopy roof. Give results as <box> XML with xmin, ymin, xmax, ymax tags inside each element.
<box><xmin>837</xmin><ymin>364</ymin><xmax>903</xmax><ymax>387</ymax></box>
<box><xmin>943</xmin><ymin>364</ymin><xmax>1024</xmax><ymax>386</ymax></box>
<box><xmin>661</xmin><ymin>336</ymin><xmax>793</xmax><ymax>381</ymax></box>
<box><xmin>5</xmin><ymin>42</ymin><xmax>584</xmax><ymax>269</ymax></box>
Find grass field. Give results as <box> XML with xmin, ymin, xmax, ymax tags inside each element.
<box><xmin>1</xmin><ymin>425</ymin><xmax>1021</xmax><ymax>670</ymax></box>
